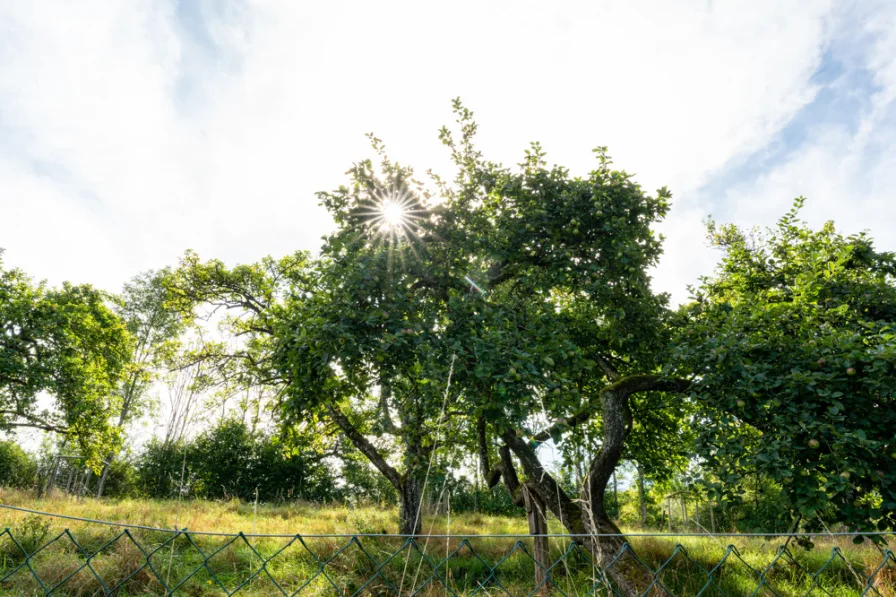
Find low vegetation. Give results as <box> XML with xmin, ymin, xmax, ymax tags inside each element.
<box><xmin>0</xmin><ymin>489</ymin><xmax>892</xmax><ymax>596</ymax></box>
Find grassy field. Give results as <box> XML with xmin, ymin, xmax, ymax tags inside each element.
<box><xmin>0</xmin><ymin>488</ymin><xmax>893</xmax><ymax>596</ymax></box>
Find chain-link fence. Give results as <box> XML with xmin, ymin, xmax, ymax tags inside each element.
<box><xmin>0</xmin><ymin>508</ymin><xmax>893</xmax><ymax>596</ymax></box>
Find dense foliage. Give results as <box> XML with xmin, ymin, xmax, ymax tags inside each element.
<box><xmin>0</xmin><ymin>440</ymin><xmax>37</xmax><ymax>488</ymax></box>
<box><xmin>676</xmin><ymin>200</ymin><xmax>896</xmax><ymax>534</ymax></box>
<box><xmin>137</xmin><ymin>420</ymin><xmax>340</xmax><ymax>503</ymax></box>
<box><xmin>2</xmin><ymin>102</ymin><xmax>894</xmax><ymax>597</ymax></box>
<box><xmin>0</xmin><ymin>250</ymin><xmax>133</xmax><ymax>466</ymax></box>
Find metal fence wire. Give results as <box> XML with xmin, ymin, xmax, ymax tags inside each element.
<box><xmin>0</xmin><ymin>512</ymin><xmax>893</xmax><ymax>596</ymax></box>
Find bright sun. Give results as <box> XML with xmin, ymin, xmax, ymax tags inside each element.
<box><xmin>380</xmin><ymin>200</ymin><xmax>407</xmax><ymax>230</ymax></box>
<box><xmin>359</xmin><ymin>189</ymin><xmax>422</xmax><ymax>242</ymax></box>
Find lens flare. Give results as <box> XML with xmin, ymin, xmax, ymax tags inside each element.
<box><xmin>353</xmin><ymin>187</ymin><xmax>432</xmax><ymax>279</ymax></box>
<box><xmin>380</xmin><ymin>200</ymin><xmax>407</xmax><ymax>230</ymax></box>
<box><xmin>357</xmin><ymin>188</ymin><xmax>424</xmax><ymax>240</ymax></box>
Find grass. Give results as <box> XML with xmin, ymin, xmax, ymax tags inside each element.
<box><xmin>0</xmin><ymin>488</ymin><xmax>893</xmax><ymax>596</ymax></box>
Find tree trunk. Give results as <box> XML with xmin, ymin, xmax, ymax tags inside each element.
<box><xmin>96</xmin><ymin>457</ymin><xmax>113</xmax><ymax>498</ymax></box>
<box><xmin>502</xmin><ymin>426</ymin><xmax>654</xmax><ymax>597</ymax></box>
<box><xmin>43</xmin><ymin>454</ymin><xmax>63</xmax><ymax>497</ymax></box>
<box><xmin>523</xmin><ymin>486</ymin><xmax>549</xmax><ymax>593</ymax></box>
<box><xmin>613</xmin><ymin>471</ymin><xmax>619</xmax><ymax>518</ymax></box>
<box><xmin>78</xmin><ymin>469</ymin><xmax>92</xmax><ymax>499</ymax></box>
<box><xmin>637</xmin><ymin>466</ymin><xmax>647</xmax><ymax>526</ymax></box>
<box><xmin>581</xmin><ymin>390</ymin><xmax>657</xmax><ymax>596</ymax></box>
<box><xmin>97</xmin><ymin>394</ymin><xmax>133</xmax><ymax>498</ymax></box>
<box><xmin>495</xmin><ymin>375</ymin><xmax>690</xmax><ymax>595</ymax></box>
<box><xmin>474</xmin><ymin>456</ymin><xmax>480</xmax><ymax>513</ymax></box>
<box><xmin>399</xmin><ymin>476</ymin><xmax>423</xmax><ymax>536</ymax></box>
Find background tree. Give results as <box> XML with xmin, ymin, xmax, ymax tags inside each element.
<box><xmin>0</xmin><ymin>250</ymin><xmax>132</xmax><ymax>467</ymax></box>
<box><xmin>161</xmin><ymin>251</ymin><xmax>344</xmax><ymax>493</ymax></box>
<box><xmin>163</xmin><ymin>250</ymin><xmax>310</xmax><ymax>405</ymax></box>
<box><xmin>97</xmin><ymin>271</ymin><xmax>183</xmax><ymax>496</ymax></box>
<box><xmin>675</xmin><ymin>200</ymin><xmax>896</xmax><ymax>536</ymax></box>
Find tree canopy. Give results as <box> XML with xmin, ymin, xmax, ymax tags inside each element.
<box><xmin>0</xmin><ymin>250</ymin><xmax>133</xmax><ymax>466</ymax></box>
<box><xmin>676</xmin><ymin>199</ymin><xmax>896</xmax><ymax>535</ymax></box>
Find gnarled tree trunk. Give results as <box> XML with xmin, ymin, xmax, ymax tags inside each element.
<box><xmin>498</xmin><ymin>384</ymin><xmax>665</xmax><ymax>597</ymax></box>
<box><xmin>580</xmin><ymin>388</ymin><xmax>657</xmax><ymax>596</ymax></box>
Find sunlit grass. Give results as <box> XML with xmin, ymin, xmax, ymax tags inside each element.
<box><xmin>1</xmin><ymin>489</ymin><xmax>892</xmax><ymax>596</ymax></box>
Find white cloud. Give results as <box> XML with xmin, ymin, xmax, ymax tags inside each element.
<box><xmin>0</xmin><ymin>0</ymin><xmax>876</xmax><ymax>309</ymax></box>
<box><xmin>695</xmin><ymin>2</ymin><xmax>896</xmax><ymax>286</ymax></box>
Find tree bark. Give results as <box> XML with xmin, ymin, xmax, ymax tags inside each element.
<box><xmin>523</xmin><ymin>486</ymin><xmax>549</xmax><ymax>593</ymax></box>
<box><xmin>637</xmin><ymin>466</ymin><xmax>647</xmax><ymax>527</ymax></box>
<box><xmin>399</xmin><ymin>476</ymin><xmax>423</xmax><ymax>536</ymax></box>
<box><xmin>477</xmin><ymin>417</ymin><xmax>504</xmax><ymax>489</ymax></box>
<box><xmin>504</xmin><ymin>376</ymin><xmax>685</xmax><ymax>597</ymax></box>
<box><xmin>581</xmin><ymin>388</ymin><xmax>659</xmax><ymax>596</ymax></box>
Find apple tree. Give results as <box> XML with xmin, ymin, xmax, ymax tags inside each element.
<box><xmin>675</xmin><ymin>200</ymin><xmax>896</xmax><ymax>535</ymax></box>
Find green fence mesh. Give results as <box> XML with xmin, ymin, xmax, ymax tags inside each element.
<box><xmin>0</xmin><ymin>522</ymin><xmax>893</xmax><ymax>596</ymax></box>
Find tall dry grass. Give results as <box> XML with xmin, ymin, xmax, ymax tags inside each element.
<box><xmin>1</xmin><ymin>488</ymin><xmax>892</xmax><ymax>596</ymax></box>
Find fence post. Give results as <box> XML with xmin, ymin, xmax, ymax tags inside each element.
<box><xmin>78</xmin><ymin>469</ymin><xmax>92</xmax><ymax>500</ymax></box>
<box><xmin>44</xmin><ymin>455</ymin><xmax>62</xmax><ymax>497</ymax></box>
<box><xmin>522</xmin><ymin>486</ymin><xmax>548</xmax><ymax>592</ymax></box>
<box><xmin>65</xmin><ymin>468</ymin><xmax>76</xmax><ymax>494</ymax></box>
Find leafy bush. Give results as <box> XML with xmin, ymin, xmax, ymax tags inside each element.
<box><xmin>0</xmin><ymin>440</ymin><xmax>37</xmax><ymax>488</ymax></box>
<box><xmin>450</xmin><ymin>484</ymin><xmax>525</xmax><ymax>516</ymax></box>
<box><xmin>136</xmin><ymin>439</ymin><xmax>187</xmax><ymax>499</ymax></box>
<box><xmin>340</xmin><ymin>454</ymin><xmax>398</xmax><ymax>505</ymax></box>
<box><xmin>3</xmin><ymin>515</ymin><xmax>50</xmax><ymax>557</ymax></box>
<box><xmin>136</xmin><ymin>420</ymin><xmax>340</xmax><ymax>503</ymax></box>
<box><xmin>99</xmin><ymin>457</ymin><xmax>140</xmax><ymax>498</ymax></box>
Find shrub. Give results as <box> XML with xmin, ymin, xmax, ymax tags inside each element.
<box><xmin>135</xmin><ymin>420</ymin><xmax>340</xmax><ymax>503</ymax></box>
<box><xmin>136</xmin><ymin>440</ymin><xmax>189</xmax><ymax>499</ymax></box>
<box><xmin>99</xmin><ymin>457</ymin><xmax>140</xmax><ymax>498</ymax></box>
<box><xmin>0</xmin><ymin>440</ymin><xmax>37</xmax><ymax>488</ymax></box>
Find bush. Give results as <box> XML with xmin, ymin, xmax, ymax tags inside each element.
<box><xmin>99</xmin><ymin>457</ymin><xmax>140</xmax><ymax>498</ymax></box>
<box><xmin>0</xmin><ymin>440</ymin><xmax>37</xmax><ymax>488</ymax></box>
<box><xmin>438</xmin><ymin>476</ymin><xmax>524</xmax><ymax>517</ymax></box>
<box><xmin>341</xmin><ymin>454</ymin><xmax>398</xmax><ymax>505</ymax></box>
<box><xmin>190</xmin><ymin>419</ymin><xmax>341</xmax><ymax>502</ymax></box>
<box><xmin>135</xmin><ymin>420</ymin><xmax>340</xmax><ymax>503</ymax></box>
<box><xmin>136</xmin><ymin>440</ymin><xmax>189</xmax><ymax>499</ymax></box>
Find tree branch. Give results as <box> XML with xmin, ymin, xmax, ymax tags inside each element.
<box><xmin>477</xmin><ymin>417</ymin><xmax>504</xmax><ymax>488</ymax></box>
<box><xmin>378</xmin><ymin>388</ymin><xmax>399</xmax><ymax>434</ymax></box>
<box><xmin>497</xmin><ymin>443</ymin><xmax>525</xmax><ymax>507</ymax></box>
<box><xmin>595</xmin><ymin>355</ymin><xmax>621</xmax><ymax>381</ymax></box>
<box><xmin>532</xmin><ymin>375</ymin><xmax>690</xmax><ymax>442</ymax></box>
<box><xmin>325</xmin><ymin>403</ymin><xmax>403</xmax><ymax>490</ymax></box>
<box><xmin>0</xmin><ymin>410</ymin><xmax>68</xmax><ymax>434</ymax></box>
<box><xmin>501</xmin><ymin>428</ymin><xmax>585</xmax><ymax>534</ymax></box>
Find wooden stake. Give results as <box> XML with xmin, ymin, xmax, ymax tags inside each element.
<box><xmin>523</xmin><ymin>487</ymin><xmax>549</xmax><ymax>593</ymax></box>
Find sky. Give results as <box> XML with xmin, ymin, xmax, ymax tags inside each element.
<box><xmin>2</xmin><ymin>0</ymin><xmax>896</xmax><ymax>307</ymax></box>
